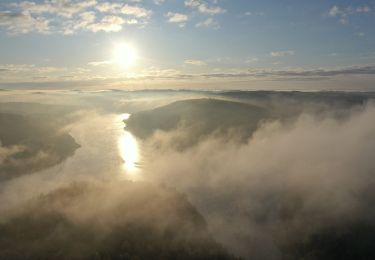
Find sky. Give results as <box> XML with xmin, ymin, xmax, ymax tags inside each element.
<box><xmin>0</xmin><ymin>0</ymin><xmax>374</xmax><ymax>90</ymax></box>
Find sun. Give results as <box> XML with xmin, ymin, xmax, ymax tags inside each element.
<box><xmin>112</xmin><ymin>42</ymin><xmax>138</xmax><ymax>68</ymax></box>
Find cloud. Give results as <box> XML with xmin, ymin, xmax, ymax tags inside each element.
<box><xmin>143</xmin><ymin>103</ymin><xmax>375</xmax><ymax>258</ymax></box>
<box><xmin>0</xmin><ymin>11</ymin><xmax>50</xmax><ymax>34</ymax></box>
<box><xmin>267</xmin><ymin>65</ymin><xmax>375</xmax><ymax>77</ymax></box>
<box><xmin>2</xmin><ymin>63</ymin><xmax>375</xmax><ymax>89</ymax></box>
<box><xmin>87</xmin><ymin>60</ymin><xmax>113</xmax><ymax>66</ymax></box>
<box><xmin>327</xmin><ymin>5</ymin><xmax>372</xmax><ymax>25</ymax></box>
<box><xmin>0</xmin><ymin>64</ymin><xmax>97</xmax><ymax>85</ymax></box>
<box><xmin>95</xmin><ymin>2</ymin><xmax>121</xmax><ymax>13</ymax></box>
<box><xmin>244</xmin><ymin>11</ymin><xmax>265</xmax><ymax>17</ymax></box>
<box><xmin>2</xmin><ymin>92</ymin><xmax>375</xmax><ymax>259</ymax></box>
<box><xmin>328</xmin><ymin>5</ymin><xmax>372</xmax><ymax>17</ymax></box>
<box><xmin>121</xmin><ymin>4</ymin><xmax>152</xmax><ymax>18</ymax></box>
<box><xmin>185</xmin><ymin>0</ymin><xmax>226</xmax><ymax>15</ymax></box>
<box><xmin>166</xmin><ymin>12</ymin><xmax>189</xmax><ymax>26</ymax></box>
<box><xmin>86</xmin><ymin>15</ymin><xmax>125</xmax><ymax>32</ymax></box>
<box><xmin>357</xmin><ymin>32</ymin><xmax>365</xmax><ymax>37</ymax></box>
<box><xmin>0</xmin><ymin>179</ymin><xmax>233</xmax><ymax>259</ymax></box>
<box><xmin>196</xmin><ymin>17</ymin><xmax>220</xmax><ymax>29</ymax></box>
<box><xmin>62</xmin><ymin>11</ymin><xmax>96</xmax><ymax>34</ymax></box>
<box><xmin>270</xmin><ymin>50</ymin><xmax>295</xmax><ymax>57</ymax></box>
<box><xmin>328</xmin><ymin>5</ymin><xmax>340</xmax><ymax>17</ymax></box>
<box><xmin>0</xmin><ymin>143</ymin><xmax>26</xmax><ymax>164</ymax></box>
<box><xmin>0</xmin><ymin>64</ymin><xmax>65</xmax><ymax>74</ymax></box>
<box><xmin>184</xmin><ymin>59</ymin><xmax>206</xmax><ymax>66</ymax></box>
<box><xmin>245</xmin><ymin>57</ymin><xmax>259</xmax><ymax>63</ymax></box>
<box><xmin>15</xmin><ymin>0</ymin><xmax>98</xmax><ymax>18</ymax></box>
<box><xmin>0</xmin><ymin>107</ymin><xmax>234</xmax><ymax>258</ymax></box>
<box><xmin>356</xmin><ymin>6</ymin><xmax>372</xmax><ymax>13</ymax></box>
<box><xmin>0</xmin><ymin>0</ymin><xmax>151</xmax><ymax>35</ymax></box>
<box><xmin>153</xmin><ymin>0</ymin><xmax>165</xmax><ymax>5</ymax></box>
<box><xmin>95</xmin><ymin>2</ymin><xmax>152</xmax><ymax>20</ymax></box>
<box><xmin>194</xmin><ymin>65</ymin><xmax>375</xmax><ymax>80</ymax></box>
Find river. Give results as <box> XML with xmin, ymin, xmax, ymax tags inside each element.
<box><xmin>0</xmin><ymin>112</ymin><xmax>142</xmax><ymax>212</ymax></box>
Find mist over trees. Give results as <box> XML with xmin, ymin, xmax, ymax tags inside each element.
<box><xmin>0</xmin><ymin>103</ymin><xmax>80</xmax><ymax>181</ymax></box>
<box><xmin>127</xmin><ymin>91</ymin><xmax>375</xmax><ymax>259</ymax></box>
<box><xmin>0</xmin><ymin>181</ymin><xmax>237</xmax><ymax>260</ymax></box>
<box><xmin>1</xmin><ymin>90</ymin><xmax>375</xmax><ymax>259</ymax></box>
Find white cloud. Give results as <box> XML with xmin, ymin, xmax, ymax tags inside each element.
<box><xmin>87</xmin><ymin>60</ymin><xmax>113</xmax><ymax>66</ymax></box>
<box><xmin>0</xmin><ymin>64</ymin><xmax>37</xmax><ymax>72</ymax></box>
<box><xmin>166</xmin><ymin>12</ymin><xmax>188</xmax><ymax>27</ymax></box>
<box><xmin>357</xmin><ymin>32</ymin><xmax>365</xmax><ymax>37</ymax></box>
<box><xmin>356</xmin><ymin>6</ymin><xmax>371</xmax><ymax>13</ymax></box>
<box><xmin>0</xmin><ymin>144</ymin><xmax>26</xmax><ymax>164</ymax></box>
<box><xmin>184</xmin><ymin>59</ymin><xmax>206</xmax><ymax>66</ymax></box>
<box><xmin>0</xmin><ymin>11</ymin><xmax>50</xmax><ymax>34</ymax></box>
<box><xmin>16</xmin><ymin>0</ymin><xmax>97</xmax><ymax>18</ymax></box>
<box><xmin>185</xmin><ymin>0</ymin><xmax>226</xmax><ymax>15</ymax></box>
<box><xmin>153</xmin><ymin>0</ymin><xmax>165</xmax><ymax>5</ymax></box>
<box><xmin>327</xmin><ymin>5</ymin><xmax>372</xmax><ymax>25</ymax></box>
<box><xmin>245</xmin><ymin>57</ymin><xmax>259</xmax><ymax>63</ymax></box>
<box><xmin>121</xmin><ymin>4</ymin><xmax>152</xmax><ymax>18</ymax></box>
<box><xmin>139</xmin><ymin>67</ymin><xmax>184</xmax><ymax>79</ymax></box>
<box><xmin>95</xmin><ymin>2</ymin><xmax>121</xmax><ymax>13</ymax></box>
<box><xmin>244</xmin><ymin>11</ymin><xmax>265</xmax><ymax>17</ymax></box>
<box><xmin>328</xmin><ymin>5</ymin><xmax>341</xmax><ymax>17</ymax></box>
<box><xmin>0</xmin><ymin>63</ymin><xmax>72</xmax><ymax>84</ymax></box>
<box><xmin>87</xmin><ymin>15</ymin><xmax>125</xmax><ymax>32</ymax></box>
<box><xmin>95</xmin><ymin>2</ymin><xmax>152</xmax><ymax>19</ymax></box>
<box><xmin>270</xmin><ymin>50</ymin><xmax>295</xmax><ymax>57</ymax></box>
<box><xmin>63</xmin><ymin>11</ymin><xmax>96</xmax><ymax>34</ymax></box>
<box><xmin>144</xmin><ymin>105</ymin><xmax>375</xmax><ymax>259</ymax></box>
<box><xmin>195</xmin><ymin>17</ymin><xmax>220</xmax><ymax>29</ymax></box>
<box><xmin>0</xmin><ymin>0</ymin><xmax>152</xmax><ymax>35</ymax></box>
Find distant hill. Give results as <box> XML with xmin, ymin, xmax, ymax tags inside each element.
<box><xmin>214</xmin><ymin>91</ymin><xmax>375</xmax><ymax>118</ymax></box>
<box><xmin>216</xmin><ymin>90</ymin><xmax>375</xmax><ymax>105</ymax></box>
<box><xmin>127</xmin><ymin>98</ymin><xmax>268</xmax><ymax>144</ymax></box>
<box><xmin>0</xmin><ymin>112</ymin><xmax>79</xmax><ymax>181</ymax></box>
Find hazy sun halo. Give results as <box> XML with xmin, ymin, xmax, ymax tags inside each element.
<box><xmin>112</xmin><ymin>42</ymin><xmax>138</xmax><ymax>68</ymax></box>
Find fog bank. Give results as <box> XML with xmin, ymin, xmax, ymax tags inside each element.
<box><xmin>143</xmin><ymin>103</ymin><xmax>375</xmax><ymax>259</ymax></box>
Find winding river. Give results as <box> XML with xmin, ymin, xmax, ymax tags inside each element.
<box><xmin>0</xmin><ymin>112</ymin><xmax>142</xmax><ymax>212</ymax></box>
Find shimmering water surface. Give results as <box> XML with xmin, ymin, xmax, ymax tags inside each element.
<box><xmin>35</xmin><ymin>112</ymin><xmax>142</xmax><ymax>181</ymax></box>
<box><xmin>117</xmin><ymin>113</ymin><xmax>142</xmax><ymax>180</ymax></box>
<box><xmin>0</xmin><ymin>112</ymin><xmax>142</xmax><ymax>213</ymax></box>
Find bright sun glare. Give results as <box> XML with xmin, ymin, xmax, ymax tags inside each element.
<box><xmin>112</xmin><ymin>43</ymin><xmax>138</xmax><ymax>68</ymax></box>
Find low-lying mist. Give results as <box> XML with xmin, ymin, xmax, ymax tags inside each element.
<box><xmin>142</xmin><ymin>102</ymin><xmax>375</xmax><ymax>259</ymax></box>
<box><xmin>1</xmin><ymin>90</ymin><xmax>375</xmax><ymax>260</ymax></box>
<box><xmin>0</xmin><ymin>180</ymin><xmax>235</xmax><ymax>260</ymax></box>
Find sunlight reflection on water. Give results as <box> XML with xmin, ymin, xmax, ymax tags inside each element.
<box><xmin>117</xmin><ymin>113</ymin><xmax>141</xmax><ymax>180</ymax></box>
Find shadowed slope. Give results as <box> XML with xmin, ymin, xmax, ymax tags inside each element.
<box><xmin>0</xmin><ymin>181</ymin><xmax>238</xmax><ymax>260</ymax></box>
<box><xmin>127</xmin><ymin>98</ymin><xmax>268</xmax><ymax>144</ymax></box>
<box><xmin>0</xmin><ymin>113</ymin><xmax>79</xmax><ymax>181</ymax></box>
